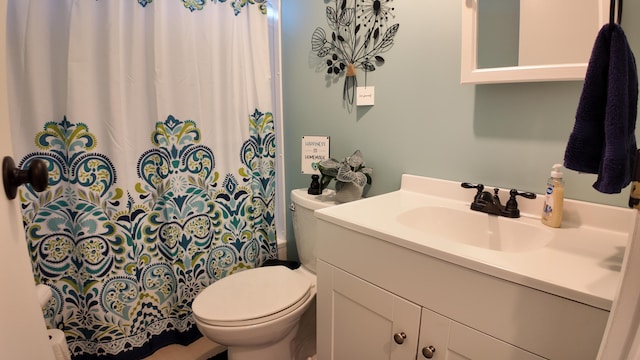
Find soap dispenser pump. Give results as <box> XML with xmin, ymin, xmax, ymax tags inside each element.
<box><xmin>541</xmin><ymin>164</ymin><xmax>565</xmax><ymax>228</ymax></box>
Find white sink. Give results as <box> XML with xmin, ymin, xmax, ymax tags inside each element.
<box><xmin>396</xmin><ymin>206</ymin><xmax>553</xmax><ymax>252</ymax></box>
<box><xmin>314</xmin><ymin>174</ymin><xmax>635</xmax><ymax>310</ymax></box>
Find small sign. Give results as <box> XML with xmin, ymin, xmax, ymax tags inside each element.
<box><xmin>301</xmin><ymin>136</ymin><xmax>330</xmax><ymax>174</ymax></box>
<box><xmin>356</xmin><ymin>86</ymin><xmax>375</xmax><ymax>106</ymax></box>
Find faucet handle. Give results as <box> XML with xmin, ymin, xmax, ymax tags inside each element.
<box><xmin>504</xmin><ymin>189</ymin><xmax>537</xmax><ymax>217</ymax></box>
<box><xmin>511</xmin><ymin>189</ymin><xmax>536</xmax><ymax>200</ymax></box>
<box><xmin>461</xmin><ymin>182</ymin><xmax>483</xmax><ymax>191</ymax></box>
<box><xmin>461</xmin><ymin>182</ymin><xmax>484</xmax><ymax>201</ymax></box>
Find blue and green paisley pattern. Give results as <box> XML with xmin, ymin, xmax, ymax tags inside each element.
<box><xmin>136</xmin><ymin>0</ymin><xmax>268</xmax><ymax>15</ymax></box>
<box><xmin>19</xmin><ymin>111</ymin><xmax>276</xmax><ymax>358</ymax></box>
<box><xmin>184</xmin><ymin>0</ymin><xmax>268</xmax><ymax>15</ymax></box>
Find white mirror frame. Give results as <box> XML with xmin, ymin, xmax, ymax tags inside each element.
<box><xmin>461</xmin><ymin>0</ymin><xmax>609</xmax><ymax>84</ymax></box>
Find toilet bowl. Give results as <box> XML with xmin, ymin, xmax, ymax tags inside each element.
<box><xmin>191</xmin><ymin>188</ymin><xmax>337</xmax><ymax>360</ymax></box>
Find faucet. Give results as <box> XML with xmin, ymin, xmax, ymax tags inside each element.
<box><xmin>461</xmin><ymin>183</ymin><xmax>536</xmax><ymax>218</ymax></box>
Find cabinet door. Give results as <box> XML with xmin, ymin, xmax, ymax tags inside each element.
<box><xmin>418</xmin><ymin>308</ymin><xmax>545</xmax><ymax>360</ymax></box>
<box><xmin>317</xmin><ymin>260</ymin><xmax>421</xmax><ymax>360</ymax></box>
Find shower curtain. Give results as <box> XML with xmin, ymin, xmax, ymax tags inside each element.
<box><xmin>6</xmin><ymin>1</ymin><xmax>276</xmax><ymax>359</ymax></box>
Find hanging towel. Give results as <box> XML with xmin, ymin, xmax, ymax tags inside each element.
<box><xmin>564</xmin><ymin>23</ymin><xmax>638</xmax><ymax>194</ymax></box>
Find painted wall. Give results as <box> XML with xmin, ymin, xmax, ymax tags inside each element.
<box><xmin>282</xmin><ymin>0</ymin><xmax>640</xmax><ymax>258</ymax></box>
<box><xmin>282</xmin><ymin>1</ymin><xmax>640</xmax><ymax>256</ymax></box>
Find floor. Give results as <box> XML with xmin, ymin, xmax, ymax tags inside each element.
<box><xmin>142</xmin><ymin>337</ymin><xmax>227</xmax><ymax>360</ymax></box>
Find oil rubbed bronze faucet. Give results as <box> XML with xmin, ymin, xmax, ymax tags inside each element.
<box><xmin>461</xmin><ymin>183</ymin><xmax>536</xmax><ymax>218</ymax></box>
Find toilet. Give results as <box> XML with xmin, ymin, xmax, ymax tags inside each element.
<box><xmin>192</xmin><ymin>188</ymin><xmax>337</xmax><ymax>360</ymax></box>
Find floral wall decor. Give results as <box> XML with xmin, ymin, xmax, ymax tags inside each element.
<box><xmin>311</xmin><ymin>0</ymin><xmax>399</xmax><ymax>106</ymax></box>
<box><xmin>137</xmin><ymin>0</ymin><xmax>268</xmax><ymax>14</ymax></box>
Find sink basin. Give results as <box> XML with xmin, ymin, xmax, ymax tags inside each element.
<box><xmin>396</xmin><ymin>206</ymin><xmax>553</xmax><ymax>252</ymax></box>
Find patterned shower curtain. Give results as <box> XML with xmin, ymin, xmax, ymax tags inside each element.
<box><xmin>6</xmin><ymin>1</ymin><xmax>276</xmax><ymax>359</ymax></box>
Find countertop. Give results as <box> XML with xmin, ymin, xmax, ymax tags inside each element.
<box><xmin>314</xmin><ymin>175</ymin><xmax>637</xmax><ymax>310</ymax></box>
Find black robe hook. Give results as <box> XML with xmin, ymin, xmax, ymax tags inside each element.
<box><xmin>610</xmin><ymin>0</ymin><xmax>623</xmax><ymax>25</ymax></box>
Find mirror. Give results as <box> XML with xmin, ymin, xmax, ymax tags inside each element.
<box><xmin>461</xmin><ymin>0</ymin><xmax>608</xmax><ymax>84</ymax></box>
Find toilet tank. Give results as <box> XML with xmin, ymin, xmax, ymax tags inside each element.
<box><xmin>290</xmin><ymin>188</ymin><xmax>337</xmax><ymax>274</ymax></box>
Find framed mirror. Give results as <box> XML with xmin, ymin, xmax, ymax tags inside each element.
<box><xmin>461</xmin><ymin>0</ymin><xmax>609</xmax><ymax>84</ymax></box>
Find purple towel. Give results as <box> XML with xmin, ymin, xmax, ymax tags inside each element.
<box><xmin>564</xmin><ymin>24</ymin><xmax>638</xmax><ymax>194</ymax></box>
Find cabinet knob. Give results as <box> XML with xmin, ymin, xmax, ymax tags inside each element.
<box><xmin>393</xmin><ymin>332</ymin><xmax>406</xmax><ymax>344</ymax></box>
<box><xmin>422</xmin><ymin>345</ymin><xmax>436</xmax><ymax>358</ymax></box>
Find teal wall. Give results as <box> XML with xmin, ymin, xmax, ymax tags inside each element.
<box><xmin>281</xmin><ymin>1</ymin><xmax>640</xmax><ymax>257</ymax></box>
<box><xmin>477</xmin><ymin>0</ymin><xmax>519</xmax><ymax>68</ymax></box>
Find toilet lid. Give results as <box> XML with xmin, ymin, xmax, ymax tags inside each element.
<box><xmin>192</xmin><ymin>266</ymin><xmax>311</xmax><ymax>326</ymax></box>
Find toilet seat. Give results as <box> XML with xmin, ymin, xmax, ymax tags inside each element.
<box><xmin>192</xmin><ymin>266</ymin><xmax>312</xmax><ymax>327</ymax></box>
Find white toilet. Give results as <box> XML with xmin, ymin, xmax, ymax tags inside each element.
<box><xmin>192</xmin><ymin>188</ymin><xmax>337</xmax><ymax>360</ymax></box>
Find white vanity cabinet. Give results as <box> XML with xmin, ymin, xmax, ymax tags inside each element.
<box><xmin>317</xmin><ymin>260</ymin><xmax>421</xmax><ymax>360</ymax></box>
<box><xmin>318</xmin><ymin>260</ymin><xmax>547</xmax><ymax>360</ymax></box>
<box><xmin>418</xmin><ymin>307</ymin><xmax>544</xmax><ymax>360</ymax></box>
<box><xmin>315</xmin><ymin>220</ymin><xmax>611</xmax><ymax>360</ymax></box>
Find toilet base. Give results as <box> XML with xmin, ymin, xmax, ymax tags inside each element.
<box><xmin>293</xmin><ymin>298</ymin><xmax>316</xmax><ymax>360</ymax></box>
<box><xmin>226</xmin><ymin>324</ymin><xmax>298</xmax><ymax>360</ymax></box>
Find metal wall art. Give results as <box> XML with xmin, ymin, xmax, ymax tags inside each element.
<box><xmin>311</xmin><ymin>0</ymin><xmax>399</xmax><ymax>106</ymax></box>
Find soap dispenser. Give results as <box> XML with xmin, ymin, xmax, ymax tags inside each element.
<box><xmin>628</xmin><ymin>149</ymin><xmax>640</xmax><ymax>209</ymax></box>
<box><xmin>541</xmin><ymin>164</ymin><xmax>565</xmax><ymax>228</ymax></box>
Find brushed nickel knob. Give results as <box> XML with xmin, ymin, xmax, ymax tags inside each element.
<box><xmin>393</xmin><ymin>332</ymin><xmax>406</xmax><ymax>344</ymax></box>
<box><xmin>422</xmin><ymin>345</ymin><xmax>436</xmax><ymax>358</ymax></box>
